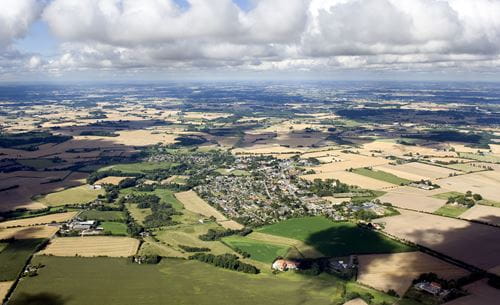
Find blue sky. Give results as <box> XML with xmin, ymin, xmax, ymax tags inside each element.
<box><xmin>1</xmin><ymin>0</ymin><xmax>500</xmax><ymax>82</ymax></box>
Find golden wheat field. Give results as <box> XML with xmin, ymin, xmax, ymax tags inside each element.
<box><xmin>39</xmin><ymin>236</ymin><xmax>140</xmax><ymax>257</ymax></box>
<box><xmin>0</xmin><ymin>281</ymin><xmax>14</xmax><ymax>303</ymax></box>
<box><xmin>0</xmin><ymin>225</ymin><xmax>59</xmax><ymax>240</ymax></box>
<box><xmin>0</xmin><ymin>212</ymin><xmax>78</xmax><ymax>228</ymax></box>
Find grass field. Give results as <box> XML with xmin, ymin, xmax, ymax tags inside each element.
<box><xmin>433</xmin><ymin>204</ymin><xmax>469</xmax><ymax>218</ymax></box>
<box><xmin>125</xmin><ymin>203</ymin><xmax>151</xmax><ymax>226</ymax></box>
<box><xmin>121</xmin><ymin>188</ymin><xmax>184</xmax><ymax>211</ymax></box>
<box><xmin>36</xmin><ymin>185</ymin><xmax>104</xmax><ymax>207</ymax></box>
<box><xmin>431</xmin><ymin>191</ymin><xmax>463</xmax><ymax>200</ymax></box>
<box><xmin>222</xmin><ymin>236</ymin><xmax>290</xmax><ymax>263</ymax></box>
<box><xmin>100</xmin><ymin>162</ymin><xmax>177</xmax><ymax>174</ymax></box>
<box><xmin>458</xmin><ymin>152</ymin><xmax>500</xmax><ymax>163</ymax></box>
<box><xmin>79</xmin><ymin>210</ymin><xmax>125</xmax><ymax>222</ymax></box>
<box><xmin>257</xmin><ymin>217</ymin><xmax>414</xmax><ymax>257</ymax></box>
<box><xmin>100</xmin><ymin>222</ymin><xmax>128</xmax><ymax>236</ymax></box>
<box><xmin>352</xmin><ymin>168</ymin><xmax>412</xmax><ymax>185</ymax></box>
<box><xmin>0</xmin><ymin>238</ymin><xmax>45</xmax><ymax>281</ymax></box>
<box><xmin>9</xmin><ymin>256</ymin><xmax>398</xmax><ymax>305</ymax></box>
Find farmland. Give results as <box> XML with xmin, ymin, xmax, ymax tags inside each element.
<box><xmin>79</xmin><ymin>210</ymin><xmax>125</xmax><ymax>222</ymax></box>
<box><xmin>9</xmin><ymin>256</ymin><xmax>398</xmax><ymax>305</ymax></box>
<box><xmin>100</xmin><ymin>162</ymin><xmax>177</xmax><ymax>174</ymax></box>
<box><xmin>39</xmin><ymin>236</ymin><xmax>140</xmax><ymax>257</ymax></box>
<box><xmin>0</xmin><ymin>225</ymin><xmax>59</xmax><ymax>240</ymax></box>
<box><xmin>0</xmin><ymin>238</ymin><xmax>46</xmax><ymax>281</ymax></box>
<box><xmin>257</xmin><ymin>217</ymin><xmax>414</xmax><ymax>257</ymax></box>
<box><xmin>100</xmin><ymin>222</ymin><xmax>128</xmax><ymax>235</ymax></box>
<box><xmin>433</xmin><ymin>204</ymin><xmax>469</xmax><ymax>218</ymax></box>
<box><xmin>0</xmin><ymin>211</ymin><xmax>78</xmax><ymax>228</ymax></box>
<box><xmin>352</xmin><ymin>168</ymin><xmax>412</xmax><ymax>185</ymax></box>
<box><xmin>35</xmin><ymin>185</ymin><xmax>104</xmax><ymax>207</ymax></box>
<box><xmin>222</xmin><ymin>235</ymin><xmax>290</xmax><ymax>263</ymax></box>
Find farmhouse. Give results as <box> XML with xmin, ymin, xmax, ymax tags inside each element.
<box><xmin>272</xmin><ymin>259</ymin><xmax>300</xmax><ymax>271</ymax></box>
<box><xmin>415</xmin><ymin>281</ymin><xmax>448</xmax><ymax>296</ymax></box>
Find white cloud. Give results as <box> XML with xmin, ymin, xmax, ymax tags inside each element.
<box><xmin>0</xmin><ymin>0</ymin><xmax>41</xmax><ymax>47</ymax></box>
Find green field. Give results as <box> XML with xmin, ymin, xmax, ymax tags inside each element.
<box><xmin>100</xmin><ymin>222</ymin><xmax>128</xmax><ymax>236</ymax></box>
<box><xmin>222</xmin><ymin>236</ymin><xmax>290</xmax><ymax>263</ymax></box>
<box><xmin>257</xmin><ymin>217</ymin><xmax>414</xmax><ymax>257</ymax></box>
<box><xmin>352</xmin><ymin>168</ymin><xmax>412</xmax><ymax>185</ymax></box>
<box><xmin>0</xmin><ymin>239</ymin><xmax>46</xmax><ymax>281</ymax></box>
<box><xmin>437</xmin><ymin>163</ymin><xmax>485</xmax><ymax>173</ymax></box>
<box><xmin>36</xmin><ymin>185</ymin><xmax>104</xmax><ymax>207</ymax></box>
<box><xmin>432</xmin><ymin>191</ymin><xmax>500</xmax><ymax>207</ymax></box>
<box><xmin>79</xmin><ymin>210</ymin><xmax>125</xmax><ymax>222</ymax></box>
<box><xmin>458</xmin><ymin>152</ymin><xmax>500</xmax><ymax>163</ymax></box>
<box><xmin>433</xmin><ymin>204</ymin><xmax>469</xmax><ymax>218</ymax></box>
<box><xmin>0</xmin><ymin>242</ymin><xmax>8</xmax><ymax>252</ymax></box>
<box><xmin>9</xmin><ymin>256</ymin><xmax>397</xmax><ymax>305</ymax></box>
<box><xmin>125</xmin><ymin>203</ymin><xmax>151</xmax><ymax>226</ymax></box>
<box><xmin>100</xmin><ymin>162</ymin><xmax>177</xmax><ymax>174</ymax></box>
<box><xmin>121</xmin><ymin>188</ymin><xmax>183</xmax><ymax>211</ymax></box>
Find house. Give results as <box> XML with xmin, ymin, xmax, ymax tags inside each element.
<box><xmin>272</xmin><ymin>259</ymin><xmax>300</xmax><ymax>271</ymax></box>
<box><xmin>415</xmin><ymin>281</ymin><xmax>443</xmax><ymax>296</ymax></box>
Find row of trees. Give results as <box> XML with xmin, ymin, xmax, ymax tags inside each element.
<box><xmin>189</xmin><ymin>253</ymin><xmax>259</xmax><ymax>274</ymax></box>
<box><xmin>198</xmin><ymin>228</ymin><xmax>252</xmax><ymax>241</ymax></box>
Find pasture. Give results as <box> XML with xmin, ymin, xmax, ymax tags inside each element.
<box><xmin>433</xmin><ymin>204</ymin><xmax>469</xmax><ymax>218</ymax></box>
<box><xmin>352</xmin><ymin>168</ymin><xmax>412</xmax><ymax>185</ymax></box>
<box><xmin>79</xmin><ymin>210</ymin><xmax>125</xmax><ymax>222</ymax></box>
<box><xmin>35</xmin><ymin>185</ymin><xmax>104</xmax><ymax>207</ymax></box>
<box><xmin>257</xmin><ymin>217</ymin><xmax>414</xmax><ymax>257</ymax></box>
<box><xmin>39</xmin><ymin>236</ymin><xmax>139</xmax><ymax>257</ymax></box>
<box><xmin>9</xmin><ymin>256</ymin><xmax>397</xmax><ymax>305</ymax></box>
<box><xmin>357</xmin><ymin>252</ymin><xmax>468</xmax><ymax>296</ymax></box>
<box><xmin>100</xmin><ymin>222</ymin><xmax>128</xmax><ymax>236</ymax></box>
<box><xmin>222</xmin><ymin>236</ymin><xmax>290</xmax><ymax>263</ymax></box>
<box><xmin>0</xmin><ymin>211</ymin><xmax>78</xmax><ymax>228</ymax></box>
<box><xmin>0</xmin><ymin>238</ymin><xmax>46</xmax><ymax>281</ymax></box>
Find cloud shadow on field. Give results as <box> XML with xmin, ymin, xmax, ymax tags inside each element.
<box><xmin>7</xmin><ymin>292</ymin><xmax>68</xmax><ymax>305</ymax></box>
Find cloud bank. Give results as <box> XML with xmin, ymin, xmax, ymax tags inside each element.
<box><xmin>2</xmin><ymin>0</ymin><xmax>500</xmax><ymax>79</ymax></box>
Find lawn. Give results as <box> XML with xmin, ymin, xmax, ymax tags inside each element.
<box><xmin>352</xmin><ymin>168</ymin><xmax>412</xmax><ymax>185</ymax></box>
<box><xmin>9</xmin><ymin>256</ymin><xmax>397</xmax><ymax>305</ymax></box>
<box><xmin>100</xmin><ymin>162</ymin><xmax>177</xmax><ymax>174</ymax></box>
<box><xmin>36</xmin><ymin>185</ymin><xmax>104</xmax><ymax>207</ymax></box>
<box><xmin>0</xmin><ymin>239</ymin><xmax>46</xmax><ymax>281</ymax></box>
<box><xmin>257</xmin><ymin>217</ymin><xmax>414</xmax><ymax>257</ymax></box>
<box><xmin>100</xmin><ymin>222</ymin><xmax>128</xmax><ymax>236</ymax></box>
<box><xmin>79</xmin><ymin>210</ymin><xmax>125</xmax><ymax>222</ymax></box>
<box><xmin>433</xmin><ymin>204</ymin><xmax>469</xmax><ymax>218</ymax></box>
<box><xmin>222</xmin><ymin>236</ymin><xmax>290</xmax><ymax>263</ymax></box>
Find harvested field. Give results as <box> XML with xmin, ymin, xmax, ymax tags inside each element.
<box><xmin>438</xmin><ymin>171</ymin><xmax>500</xmax><ymax>201</ymax></box>
<box><xmin>379</xmin><ymin>187</ymin><xmax>447</xmax><ymax>212</ymax></box>
<box><xmin>361</xmin><ymin>141</ymin><xmax>453</xmax><ymax>158</ymax></box>
<box><xmin>302</xmin><ymin>171</ymin><xmax>394</xmax><ymax>190</ymax></box>
<box><xmin>40</xmin><ymin>236</ymin><xmax>140</xmax><ymax>257</ymax></box>
<box><xmin>94</xmin><ymin>176</ymin><xmax>131</xmax><ymax>185</ymax></box>
<box><xmin>445</xmin><ymin>279</ymin><xmax>500</xmax><ymax>305</ymax></box>
<box><xmin>0</xmin><ymin>211</ymin><xmax>78</xmax><ymax>228</ymax></box>
<box><xmin>373</xmin><ymin>164</ymin><xmax>430</xmax><ymax>181</ymax></box>
<box><xmin>232</xmin><ymin>144</ymin><xmax>305</xmax><ymax>155</ymax></box>
<box><xmin>306</xmin><ymin>153</ymin><xmax>390</xmax><ymax>173</ymax></box>
<box><xmin>175</xmin><ymin>191</ymin><xmax>244</xmax><ymax>230</ymax></box>
<box><xmin>0</xmin><ymin>225</ymin><xmax>59</xmax><ymax>240</ymax></box>
<box><xmin>381</xmin><ymin>162</ymin><xmax>457</xmax><ymax>180</ymax></box>
<box><xmin>0</xmin><ymin>281</ymin><xmax>13</xmax><ymax>303</ymax></box>
<box><xmin>91</xmin><ymin>130</ymin><xmax>178</xmax><ymax>146</ymax></box>
<box><xmin>459</xmin><ymin>205</ymin><xmax>500</xmax><ymax>225</ymax></box>
<box><xmin>357</xmin><ymin>252</ymin><xmax>468</xmax><ymax>295</ymax></box>
<box><xmin>246</xmin><ymin>232</ymin><xmax>323</xmax><ymax>259</ymax></box>
<box><xmin>352</xmin><ymin>168</ymin><xmax>412</xmax><ymax>185</ymax></box>
<box><xmin>374</xmin><ymin>209</ymin><xmax>500</xmax><ymax>273</ymax></box>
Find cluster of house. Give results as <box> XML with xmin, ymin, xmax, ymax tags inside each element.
<box><xmin>409</xmin><ymin>180</ymin><xmax>439</xmax><ymax>190</ymax></box>
<box><xmin>415</xmin><ymin>281</ymin><xmax>450</xmax><ymax>297</ymax></box>
<box><xmin>272</xmin><ymin>259</ymin><xmax>300</xmax><ymax>271</ymax></box>
<box><xmin>346</xmin><ymin>201</ymin><xmax>387</xmax><ymax>216</ymax></box>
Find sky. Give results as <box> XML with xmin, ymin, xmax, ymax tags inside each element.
<box><xmin>1</xmin><ymin>0</ymin><xmax>500</xmax><ymax>82</ymax></box>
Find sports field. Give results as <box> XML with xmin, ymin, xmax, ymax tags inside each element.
<box><xmin>352</xmin><ymin>168</ymin><xmax>412</xmax><ymax>185</ymax></box>
<box><xmin>257</xmin><ymin>217</ymin><xmax>414</xmax><ymax>257</ymax></box>
<box><xmin>35</xmin><ymin>185</ymin><xmax>104</xmax><ymax>207</ymax></box>
<box><xmin>222</xmin><ymin>236</ymin><xmax>290</xmax><ymax>263</ymax></box>
<box><xmin>9</xmin><ymin>256</ymin><xmax>398</xmax><ymax>305</ymax></box>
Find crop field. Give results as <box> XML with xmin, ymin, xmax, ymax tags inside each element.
<box><xmin>35</xmin><ymin>185</ymin><xmax>104</xmax><ymax>207</ymax></box>
<box><xmin>357</xmin><ymin>252</ymin><xmax>469</xmax><ymax>295</ymax></box>
<box><xmin>372</xmin><ymin>165</ymin><xmax>429</xmax><ymax>181</ymax></box>
<box><xmin>0</xmin><ymin>225</ymin><xmax>59</xmax><ymax>240</ymax></box>
<box><xmin>0</xmin><ymin>281</ymin><xmax>13</xmax><ymax>304</ymax></box>
<box><xmin>459</xmin><ymin>205</ymin><xmax>500</xmax><ymax>225</ymax></box>
<box><xmin>445</xmin><ymin>279</ymin><xmax>500</xmax><ymax>305</ymax></box>
<box><xmin>379</xmin><ymin>187</ymin><xmax>446</xmax><ymax>212</ymax></box>
<box><xmin>306</xmin><ymin>153</ymin><xmax>390</xmax><ymax>173</ymax></box>
<box><xmin>175</xmin><ymin>190</ymin><xmax>244</xmax><ymax>229</ymax></box>
<box><xmin>352</xmin><ymin>168</ymin><xmax>412</xmax><ymax>185</ymax></box>
<box><xmin>433</xmin><ymin>204</ymin><xmax>469</xmax><ymax>217</ymax></box>
<box><xmin>100</xmin><ymin>222</ymin><xmax>128</xmax><ymax>235</ymax></box>
<box><xmin>438</xmin><ymin>171</ymin><xmax>500</xmax><ymax>202</ymax></box>
<box><xmin>257</xmin><ymin>217</ymin><xmax>414</xmax><ymax>257</ymax></box>
<box><xmin>437</xmin><ymin>163</ymin><xmax>486</xmax><ymax>173</ymax></box>
<box><xmin>222</xmin><ymin>236</ymin><xmax>290</xmax><ymax>263</ymax></box>
<box><xmin>94</xmin><ymin>176</ymin><xmax>131</xmax><ymax>185</ymax></box>
<box><xmin>374</xmin><ymin>209</ymin><xmax>500</xmax><ymax>273</ymax></box>
<box><xmin>0</xmin><ymin>238</ymin><xmax>46</xmax><ymax>281</ymax></box>
<box><xmin>244</xmin><ymin>232</ymin><xmax>323</xmax><ymax>259</ymax></box>
<box><xmin>100</xmin><ymin>161</ymin><xmax>176</xmax><ymax>174</ymax></box>
<box><xmin>9</xmin><ymin>256</ymin><xmax>397</xmax><ymax>305</ymax></box>
<box><xmin>0</xmin><ymin>211</ymin><xmax>78</xmax><ymax>228</ymax></box>
<box><xmin>381</xmin><ymin>162</ymin><xmax>457</xmax><ymax>180</ymax></box>
<box><xmin>98</xmin><ymin>130</ymin><xmax>179</xmax><ymax>146</ymax></box>
<box><xmin>79</xmin><ymin>210</ymin><xmax>125</xmax><ymax>222</ymax></box>
<box><xmin>40</xmin><ymin>236</ymin><xmax>140</xmax><ymax>257</ymax></box>
<box><xmin>302</xmin><ymin>171</ymin><xmax>394</xmax><ymax>190</ymax></box>
<box><xmin>458</xmin><ymin>152</ymin><xmax>500</xmax><ymax>164</ymax></box>
<box><xmin>16</xmin><ymin>158</ymin><xmax>59</xmax><ymax>170</ymax></box>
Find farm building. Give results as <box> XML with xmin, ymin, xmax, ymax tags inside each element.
<box><xmin>272</xmin><ymin>259</ymin><xmax>300</xmax><ymax>271</ymax></box>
